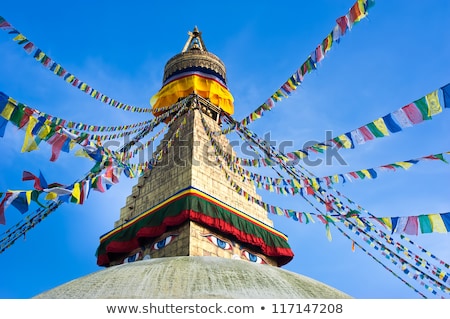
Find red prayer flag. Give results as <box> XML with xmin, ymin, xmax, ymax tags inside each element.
<box><xmin>336</xmin><ymin>16</ymin><xmax>349</xmax><ymax>34</ymax></box>
<box><xmin>316</xmin><ymin>215</ymin><xmax>327</xmax><ymax>224</ymax></box>
<box><xmin>358</xmin><ymin>126</ymin><xmax>375</xmax><ymax>141</ymax></box>
<box><xmin>22</xmin><ymin>171</ymin><xmax>43</xmax><ymax>190</ymax></box>
<box><xmin>47</xmin><ymin>133</ymin><xmax>68</xmax><ymax>162</ymax></box>
<box><xmin>402</xmin><ymin>103</ymin><xmax>424</xmax><ymax>124</ymax></box>
<box><xmin>404</xmin><ymin>216</ymin><xmax>419</xmax><ymax>235</ymax></box>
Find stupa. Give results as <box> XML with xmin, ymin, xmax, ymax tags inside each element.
<box><xmin>34</xmin><ymin>27</ymin><xmax>351</xmax><ymax>299</ymax></box>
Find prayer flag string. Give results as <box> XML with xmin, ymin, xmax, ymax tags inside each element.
<box><xmin>286</xmin><ymin>85</ymin><xmax>449</xmax><ymax>158</ymax></box>
<box><xmin>0</xmin><ymin>16</ymin><xmax>151</xmax><ymax>113</ymax></box>
<box><xmin>235</xmin><ymin>0</ymin><xmax>375</xmax><ymax>129</ymax></box>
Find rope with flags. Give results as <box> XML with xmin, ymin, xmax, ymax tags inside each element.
<box><xmin>0</xmin><ymin>16</ymin><xmax>152</xmax><ymax>113</ymax></box>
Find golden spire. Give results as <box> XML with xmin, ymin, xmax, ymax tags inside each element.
<box><xmin>182</xmin><ymin>26</ymin><xmax>207</xmax><ymax>52</ymax></box>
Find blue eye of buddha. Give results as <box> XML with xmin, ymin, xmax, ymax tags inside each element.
<box><xmin>123</xmin><ymin>251</ymin><xmax>140</xmax><ymax>263</ymax></box>
<box><xmin>202</xmin><ymin>234</ymin><xmax>232</xmax><ymax>250</ymax></box>
<box><xmin>242</xmin><ymin>250</ymin><xmax>266</xmax><ymax>264</ymax></box>
<box><xmin>151</xmin><ymin>234</ymin><xmax>178</xmax><ymax>250</ymax></box>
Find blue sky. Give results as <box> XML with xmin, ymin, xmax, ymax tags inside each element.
<box><xmin>0</xmin><ymin>0</ymin><xmax>449</xmax><ymax>299</ymax></box>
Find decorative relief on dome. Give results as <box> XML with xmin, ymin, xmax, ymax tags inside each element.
<box><xmin>163</xmin><ymin>51</ymin><xmax>227</xmax><ymax>84</ymax></box>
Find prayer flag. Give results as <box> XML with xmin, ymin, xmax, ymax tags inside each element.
<box><xmin>373</xmin><ymin>117</ymin><xmax>389</xmax><ymax>136</ymax></box>
<box><xmin>0</xmin><ymin>117</ymin><xmax>7</xmax><ymax>137</ymax></box>
<box><xmin>332</xmin><ymin>25</ymin><xmax>341</xmax><ymax>43</ymax></box>
<box><xmin>393</xmin><ymin>216</ymin><xmax>408</xmax><ymax>234</ymax></box>
<box><xmin>1</xmin><ymin>99</ymin><xmax>15</xmax><ymax>120</ymax></box>
<box><xmin>10</xmin><ymin>192</ymin><xmax>29</xmax><ymax>214</ymax></box>
<box><xmin>404</xmin><ymin>216</ymin><xmax>419</xmax><ymax>235</ymax></box>
<box><xmin>71</xmin><ymin>183</ymin><xmax>81</xmax><ymax>204</ymax></box>
<box><xmin>366</xmin><ymin>121</ymin><xmax>384</xmax><ymax>138</ymax></box>
<box><xmin>0</xmin><ymin>191</ymin><xmax>22</xmax><ymax>224</ymax></box>
<box><xmin>322</xmin><ymin>33</ymin><xmax>333</xmax><ymax>53</ymax></box>
<box><xmin>21</xmin><ymin>116</ymin><xmax>39</xmax><ymax>152</ymax></box>
<box><xmin>22</xmin><ymin>171</ymin><xmax>47</xmax><ymax>190</ymax></box>
<box><xmin>381</xmin><ymin>217</ymin><xmax>392</xmax><ymax>230</ymax></box>
<box><xmin>393</xmin><ymin>161</ymin><xmax>414</xmax><ymax>170</ymax></box>
<box><xmin>391</xmin><ymin>108</ymin><xmax>413</xmax><ymax>128</ymax></box>
<box><xmin>402</xmin><ymin>103</ymin><xmax>423</xmax><ymax>124</ymax></box>
<box><xmin>428</xmin><ymin>214</ymin><xmax>447</xmax><ymax>233</ymax></box>
<box><xmin>442</xmin><ymin>83</ymin><xmax>450</xmax><ymax>108</ymax></box>
<box><xmin>12</xmin><ymin>33</ymin><xmax>27</xmax><ymax>44</ymax></box>
<box><xmin>425</xmin><ymin>90</ymin><xmax>442</xmax><ymax>116</ymax></box>
<box><xmin>441</xmin><ymin>212</ymin><xmax>450</xmax><ymax>231</ymax></box>
<box><xmin>334</xmin><ymin>133</ymin><xmax>354</xmax><ymax>148</ymax></box>
<box><xmin>418</xmin><ymin>215</ymin><xmax>433</xmax><ymax>233</ymax></box>
<box><xmin>413</xmin><ymin>97</ymin><xmax>431</xmax><ymax>120</ymax></box>
<box><xmin>358</xmin><ymin>126</ymin><xmax>375</xmax><ymax>142</ymax></box>
<box><xmin>336</xmin><ymin>15</ymin><xmax>349</xmax><ymax>35</ymax></box>
<box><xmin>91</xmin><ymin>176</ymin><xmax>105</xmax><ymax>193</ymax></box>
<box><xmin>350</xmin><ymin>129</ymin><xmax>365</xmax><ymax>144</ymax></box>
<box><xmin>349</xmin><ymin>1</ymin><xmax>365</xmax><ymax>23</ymax></box>
<box><xmin>382</xmin><ymin>113</ymin><xmax>402</xmax><ymax>133</ymax></box>
<box><xmin>47</xmin><ymin>133</ymin><xmax>68</xmax><ymax>161</ymax></box>
<box><xmin>367</xmin><ymin>168</ymin><xmax>377</xmax><ymax>178</ymax></box>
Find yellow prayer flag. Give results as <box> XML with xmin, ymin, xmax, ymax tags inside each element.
<box><xmin>35</xmin><ymin>51</ymin><xmax>45</xmax><ymax>62</ymax></box>
<box><xmin>305</xmin><ymin>212</ymin><xmax>315</xmax><ymax>223</ymax></box>
<box><xmin>21</xmin><ymin>116</ymin><xmax>39</xmax><ymax>152</ymax></box>
<box><xmin>1</xmin><ymin>101</ymin><xmax>15</xmax><ymax>120</ymax></box>
<box><xmin>287</xmin><ymin>78</ymin><xmax>297</xmax><ymax>90</ymax></box>
<box><xmin>53</xmin><ymin>64</ymin><xmax>61</xmax><ymax>75</ymax></box>
<box><xmin>326</xmin><ymin>224</ymin><xmax>332</xmax><ymax>241</ymax></box>
<box><xmin>324</xmin><ymin>33</ymin><xmax>333</xmax><ymax>52</ymax></box>
<box><xmin>354</xmin><ymin>217</ymin><xmax>365</xmax><ymax>229</ymax></box>
<box><xmin>72</xmin><ymin>183</ymin><xmax>81</xmax><ymax>203</ymax></box>
<box><xmin>80</xmin><ymin>83</ymin><xmax>87</xmax><ymax>91</ymax></box>
<box><xmin>360</xmin><ymin>169</ymin><xmax>372</xmax><ymax>178</ymax></box>
<box><xmin>25</xmin><ymin>190</ymin><xmax>32</xmax><ymax>204</ymax></box>
<box><xmin>337</xmin><ymin>134</ymin><xmax>352</xmax><ymax>148</ymax></box>
<box><xmin>394</xmin><ymin>161</ymin><xmax>414</xmax><ymax>170</ymax></box>
<box><xmin>428</xmin><ymin>214</ymin><xmax>447</xmax><ymax>233</ymax></box>
<box><xmin>373</xmin><ymin>117</ymin><xmax>390</xmax><ymax>136</ymax></box>
<box><xmin>45</xmin><ymin>192</ymin><xmax>58</xmax><ymax>201</ymax></box>
<box><xmin>425</xmin><ymin>90</ymin><xmax>442</xmax><ymax>116</ymax></box>
<box><xmin>357</xmin><ymin>0</ymin><xmax>367</xmax><ymax>16</ymax></box>
<box><xmin>292</xmin><ymin>179</ymin><xmax>302</xmax><ymax>189</ymax></box>
<box><xmin>275</xmin><ymin>206</ymin><xmax>284</xmax><ymax>216</ymax></box>
<box><xmin>69</xmin><ymin>140</ymin><xmax>77</xmax><ymax>150</ymax></box>
<box><xmin>292</xmin><ymin>150</ymin><xmax>307</xmax><ymax>159</ymax></box>
<box><xmin>65</xmin><ymin>74</ymin><xmax>75</xmax><ymax>83</ymax></box>
<box><xmin>311</xmin><ymin>178</ymin><xmax>320</xmax><ymax>190</ymax></box>
<box><xmin>37</xmin><ymin>121</ymin><xmax>52</xmax><ymax>140</ymax></box>
<box><xmin>381</xmin><ymin>217</ymin><xmax>392</xmax><ymax>230</ymax></box>
<box><xmin>13</xmin><ymin>34</ymin><xmax>27</xmax><ymax>42</ymax></box>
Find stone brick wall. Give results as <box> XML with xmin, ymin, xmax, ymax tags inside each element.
<box><xmin>115</xmin><ymin>102</ymin><xmax>273</xmax><ymax>228</ymax></box>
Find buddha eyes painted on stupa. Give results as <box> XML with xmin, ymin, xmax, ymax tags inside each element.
<box><xmin>151</xmin><ymin>234</ymin><xmax>179</xmax><ymax>251</ymax></box>
<box><xmin>119</xmin><ymin>225</ymin><xmax>269</xmax><ymax>266</ymax></box>
<box><xmin>123</xmin><ymin>250</ymin><xmax>142</xmax><ymax>263</ymax></box>
<box><xmin>201</xmin><ymin>232</ymin><xmax>267</xmax><ymax>264</ymax></box>
<box><xmin>202</xmin><ymin>233</ymin><xmax>232</xmax><ymax>250</ymax></box>
<box><xmin>242</xmin><ymin>250</ymin><xmax>266</xmax><ymax>264</ymax></box>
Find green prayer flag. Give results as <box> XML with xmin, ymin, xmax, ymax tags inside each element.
<box><xmin>9</xmin><ymin>103</ymin><xmax>24</xmax><ymax>127</ymax></box>
<box><xmin>366</xmin><ymin>121</ymin><xmax>385</xmax><ymax>137</ymax></box>
<box><xmin>418</xmin><ymin>214</ymin><xmax>433</xmax><ymax>233</ymax></box>
<box><xmin>414</xmin><ymin>97</ymin><xmax>431</xmax><ymax>120</ymax></box>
